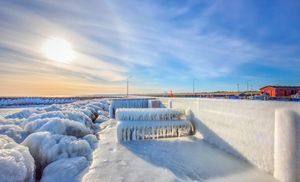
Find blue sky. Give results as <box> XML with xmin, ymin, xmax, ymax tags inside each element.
<box><xmin>0</xmin><ymin>0</ymin><xmax>299</xmax><ymax>96</ymax></box>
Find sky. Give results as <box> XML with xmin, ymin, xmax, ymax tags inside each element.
<box><xmin>0</xmin><ymin>0</ymin><xmax>300</xmax><ymax>96</ymax></box>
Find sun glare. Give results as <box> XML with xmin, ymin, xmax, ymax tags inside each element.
<box><xmin>42</xmin><ymin>37</ymin><xmax>74</xmax><ymax>63</ymax></box>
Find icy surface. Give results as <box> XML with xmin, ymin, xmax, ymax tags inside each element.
<box><xmin>83</xmin><ymin>120</ymin><xmax>277</xmax><ymax>182</ymax></box>
<box><xmin>0</xmin><ymin>135</ymin><xmax>35</xmax><ymax>182</ymax></box>
<box><xmin>41</xmin><ymin>157</ymin><xmax>88</xmax><ymax>182</ymax></box>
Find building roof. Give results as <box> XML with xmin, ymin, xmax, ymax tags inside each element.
<box><xmin>260</xmin><ymin>85</ymin><xmax>300</xmax><ymax>90</ymax></box>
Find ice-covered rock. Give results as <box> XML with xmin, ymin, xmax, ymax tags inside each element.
<box><xmin>24</xmin><ymin>118</ymin><xmax>91</xmax><ymax>138</ymax></box>
<box><xmin>83</xmin><ymin>134</ymin><xmax>98</xmax><ymax>149</ymax></box>
<box><xmin>0</xmin><ymin>124</ymin><xmax>26</xmax><ymax>143</ymax></box>
<box><xmin>22</xmin><ymin>132</ymin><xmax>92</xmax><ymax>177</ymax></box>
<box><xmin>5</xmin><ymin>108</ymin><xmax>39</xmax><ymax>119</ymax></box>
<box><xmin>0</xmin><ymin>135</ymin><xmax>35</xmax><ymax>182</ymax></box>
<box><xmin>25</xmin><ymin>110</ymin><xmax>94</xmax><ymax>129</ymax></box>
<box><xmin>95</xmin><ymin>115</ymin><xmax>109</xmax><ymax>123</ymax></box>
<box><xmin>0</xmin><ymin>97</ymin><xmax>78</xmax><ymax>107</ymax></box>
<box><xmin>97</xmin><ymin>110</ymin><xmax>109</xmax><ymax>117</ymax></box>
<box><xmin>41</xmin><ymin>157</ymin><xmax>88</xmax><ymax>182</ymax></box>
<box><xmin>0</xmin><ymin>98</ymin><xmax>109</xmax><ymax>180</ymax></box>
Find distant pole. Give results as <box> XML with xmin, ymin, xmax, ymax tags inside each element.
<box><xmin>237</xmin><ymin>83</ymin><xmax>240</xmax><ymax>92</ymax></box>
<box><xmin>126</xmin><ymin>76</ymin><xmax>132</xmax><ymax>97</ymax></box>
<box><xmin>126</xmin><ymin>78</ymin><xmax>129</xmax><ymax>97</ymax></box>
<box><xmin>193</xmin><ymin>79</ymin><xmax>195</xmax><ymax>94</ymax></box>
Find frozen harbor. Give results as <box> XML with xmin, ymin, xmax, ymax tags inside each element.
<box><xmin>0</xmin><ymin>99</ymin><xmax>280</xmax><ymax>182</ymax></box>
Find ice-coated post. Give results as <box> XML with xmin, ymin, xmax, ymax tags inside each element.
<box><xmin>169</xmin><ymin>100</ymin><xmax>172</xmax><ymax>108</ymax></box>
<box><xmin>274</xmin><ymin>109</ymin><xmax>297</xmax><ymax>182</ymax></box>
<box><xmin>109</xmin><ymin>105</ymin><xmax>113</xmax><ymax>118</ymax></box>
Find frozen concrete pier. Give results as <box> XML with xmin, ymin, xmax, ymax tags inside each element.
<box><xmin>83</xmin><ymin>120</ymin><xmax>277</xmax><ymax>182</ymax></box>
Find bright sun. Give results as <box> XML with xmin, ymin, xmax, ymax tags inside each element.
<box><xmin>42</xmin><ymin>37</ymin><xmax>74</xmax><ymax>63</ymax></box>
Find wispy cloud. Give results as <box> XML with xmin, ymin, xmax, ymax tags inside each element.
<box><xmin>0</xmin><ymin>0</ymin><xmax>299</xmax><ymax>95</ymax></box>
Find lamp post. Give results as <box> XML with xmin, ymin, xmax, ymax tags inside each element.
<box><xmin>126</xmin><ymin>76</ymin><xmax>132</xmax><ymax>97</ymax></box>
<box><xmin>193</xmin><ymin>79</ymin><xmax>195</xmax><ymax>94</ymax></box>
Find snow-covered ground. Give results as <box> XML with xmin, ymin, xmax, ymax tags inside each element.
<box><xmin>0</xmin><ymin>99</ymin><xmax>278</xmax><ymax>182</ymax></box>
<box><xmin>83</xmin><ymin>119</ymin><xmax>277</xmax><ymax>182</ymax></box>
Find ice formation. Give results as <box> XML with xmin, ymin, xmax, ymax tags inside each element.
<box><xmin>5</xmin><ymin>108</ymin><xmax>41</xmax><ymax>119</ymax></box>
<box><xmin>117</xmin><ymin>120</ymin><xmax>193</xmax><ymax>142</ymax></box>
<box><xmin>0</xmin><ymin>124</ymin><xmax>26</xmax><ymax>143</ymax></box>
<box><xmin>0</xmin><ymin>135</ymin><xmax>35</xmax><ymax>182</ymax></box>
<box><xmin>115</xmin><ymin>108</ymin><xmax>185</xmax><ymax>121</ymax></box>
<box><xmin>0</xmin><ymin>99</ymin><xmax>110</xmax><ymax>180</ymax></box>
<box><xmin>95</xmin><ymin>115</ymin><xmax>109</xmax><ymax>123</ymax></box>
<box><xmin>116</xmin><ymin>108</ymin><xmax>194</xmax><ymax>142</ymax></box>
<box><xmin>22</xmin><ymin>132</ymin><xmax>92</xmax><ymax>177</ymax></box>
<box><xmin>83</xmin><ymin>134</ymin><xmax>98</xmax><ymax>149</ymax></box>
<box><xmin>24</xmin><ymin>118</ymin><xmax>91</xmax><ymax>138</ymax></box>
<box><xmin>0</xmin><ymin>99</ymin><xmax>109</xmax><ymax>182</ymax></box>
<box><xmin>41</xmin><ymin>157</ymin><xmax>88</xmax><ymax>182</ymax></box>
<box><xmin>109</xmin><ymin>99</ymin><xmax>150</xmax><ymax>118</ymax></box>
<box><xmin>0</xmin><ymin>97</ymin><xmax>78</xmax><ymax>107</ymax></box>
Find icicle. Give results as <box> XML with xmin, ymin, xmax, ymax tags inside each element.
<box><xmin>115</xmin><ymin>108</ymin><xmax>184</xmax><ymax>121</ymax></box>
<box><xmin>116</xmin><ymin>116</ymin><xmax>194</xmax><ymax>142</ymax></box>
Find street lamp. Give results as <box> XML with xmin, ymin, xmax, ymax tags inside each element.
<box><xmin>193</xmin><ymin>79</ymin><xmax>196</xmax><ymax>95</ymax></box>
<box><xmin>126</xmin><ymin>76</ymin><xmax>132</xmax><ymax>97</ymax></box>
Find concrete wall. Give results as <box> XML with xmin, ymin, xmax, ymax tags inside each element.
<box><xmin>159</xmin><ymin>98</ymin><xmax>300</xmax><ymax>182</ymax></box>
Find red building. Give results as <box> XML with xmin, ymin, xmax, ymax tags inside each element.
<box><xmin>260</xmin><ymin>86</ymin><xmax>300</xmax><ymax>97</ymax></box>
